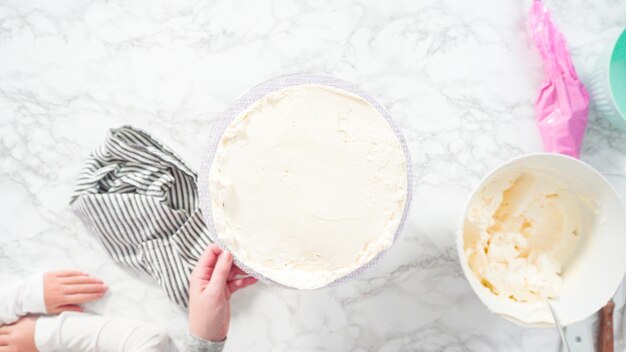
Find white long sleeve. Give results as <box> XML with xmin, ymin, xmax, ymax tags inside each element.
<box><xmin>0</xmin><ymin>274</ymin><xmax>46</xmax><ymax>325</ymax></box>
<box><xmin>185</xmin><ymin>331</ymin><xmax>225</xmax><ymax>352</ymax></box>
<box><xmin>35</xmin><ymin>312</ymin><xmax>169</xmax><ymax>352</ymax></box>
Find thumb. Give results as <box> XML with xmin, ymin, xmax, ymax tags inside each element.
<box><xmin>208</xmin><ymin>251</ymin><xmax>232</xmax><ymax>294</ymax></box>
<box><xmin>192</xmin><ymin>244</ymin><xmax>221</xmax><ymax>279</ymax></box>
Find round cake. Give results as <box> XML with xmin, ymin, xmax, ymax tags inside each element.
<box><xmin>208</xmin><ymin>85</ymin><xmax>408</xmax><ymax>289</ymax></box>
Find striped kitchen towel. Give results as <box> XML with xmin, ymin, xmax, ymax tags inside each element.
<box><xmin>70</xmin><ymin>126</ymin><xmax>213</xmax><ymax>307</ymax></box>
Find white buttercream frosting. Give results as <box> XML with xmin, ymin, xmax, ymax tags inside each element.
<box><xmin>463</xmin><ymin>171</ymin><xmax>590</xmax><ymax>302</ymax></box>
<box><xmin>209</xmin><ymin>85</ymin><xmax>407</xmax><ymax>289</ymax></box>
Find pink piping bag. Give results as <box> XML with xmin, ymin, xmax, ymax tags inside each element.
<box><xmin>529</xmin><ymin>0</ymin><xmax>589</xmax><ymax>158</ymax></box>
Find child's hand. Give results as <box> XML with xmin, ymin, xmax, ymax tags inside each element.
<box><xmin>188</xmin><ymin>245</ymin><xmax>257</xmax><ymax>342</ymax></box>
<box><xmin>44</xmin><ymin>271</ymin><xmax>107</xmax><ymax>314</ymax></box>
<box><xmin>0</xmin><ymin>316</ymin><xmax>37</xmax><ymax>352</ymax></box>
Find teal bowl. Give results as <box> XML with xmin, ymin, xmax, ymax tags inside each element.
<box><xmin>591</xmin><ymin>28</ymin><xmax>626</xmax><ymax>130</ymax></box>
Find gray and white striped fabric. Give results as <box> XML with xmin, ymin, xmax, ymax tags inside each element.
<box><xmin>70</xmin><ymin>126</ymin><xmax>213</xmax><ymax>307</ymax></box>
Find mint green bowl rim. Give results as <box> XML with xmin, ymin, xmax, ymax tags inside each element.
<box><xmin>609</xmin><ymin>28</ymin><xmax>626</xmax><ymax>120</ymax></box>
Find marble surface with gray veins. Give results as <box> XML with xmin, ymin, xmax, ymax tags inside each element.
<box><xmin>1</xmin><ymin>0</ymin><xmax>625</xmax><ymax>351</ymax></box>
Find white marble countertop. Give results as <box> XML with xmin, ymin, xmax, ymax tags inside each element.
<box><xmin>1</xmin><ymin>0</ymin><xmax>626</xmax><ymax>351</ymax></box>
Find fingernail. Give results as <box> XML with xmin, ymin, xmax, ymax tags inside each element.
<box><xmin>224</xmin><ymin>250</ymin><xmax>231</xmax><ymax>260</ymax></box>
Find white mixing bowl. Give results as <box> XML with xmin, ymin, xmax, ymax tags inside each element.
<box><xmin>457</xmin><ymin>153</ymin><xmax>626</xmax><ymax>326</ymax></box>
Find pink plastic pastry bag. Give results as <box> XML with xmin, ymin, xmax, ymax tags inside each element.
<box><xmin>529</xmin><ymin>0</ymin><xmax>589</xmax><ymax>158</ymax></box>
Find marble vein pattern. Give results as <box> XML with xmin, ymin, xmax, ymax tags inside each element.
<box><xmin>1</xmin><ymin>0</ymin><xmax>626</xmax><ymax>351</ymax></box>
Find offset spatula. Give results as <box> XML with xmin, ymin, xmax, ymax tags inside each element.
<box><xmin>563</xmin><ymin>279</ymin><xmax>625</xmax><ymax>352</ymax></box>
<box><xmin>549</xmin><ymin>301</ymin><xmax>571</xmax><ymax>352</ymax></box>
<box><xmin>598</xmin><ymin>300</ymin><xmax>616</xmax><ymax>352</ymax></box>
<box><xmin>564</xmin><ymin>315</ymin><xmax>595</xmax><ymax>352</ymax></box>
